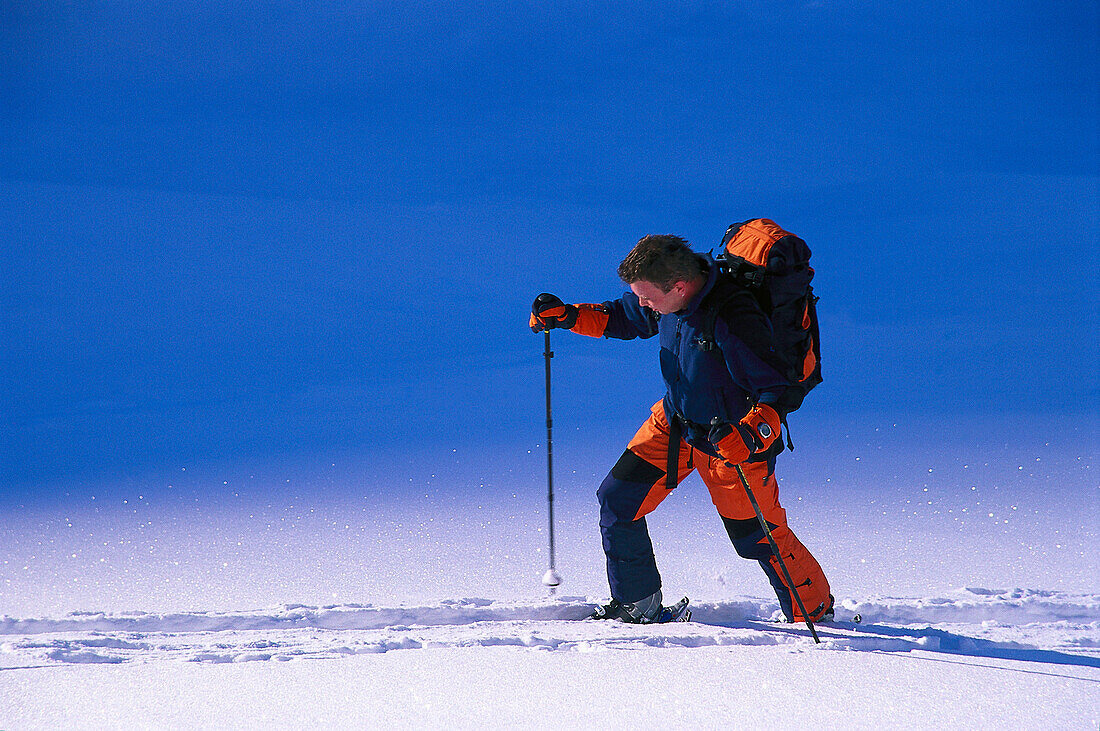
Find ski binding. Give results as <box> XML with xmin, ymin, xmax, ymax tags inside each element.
<box><xmin>654</xmin><ymin>596</ymin><xmax>691</xmax><ymax>623</ymax></box>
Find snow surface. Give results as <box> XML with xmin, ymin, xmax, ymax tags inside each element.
<box><xmin>1</xmin><ymin>415</ymin><xmax>1098</xmax><ymax>728</ymax></box>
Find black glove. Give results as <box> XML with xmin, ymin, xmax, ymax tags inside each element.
<box><xmin>530</xmin><ymin>293</ymin><xmax>579</xmax><ymax>332</ymax></box>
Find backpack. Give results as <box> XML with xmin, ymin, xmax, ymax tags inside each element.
<box><xmin>702</xmin><ymin>218</ymin><xmax>822</xmax><ymax>417</ymax></box>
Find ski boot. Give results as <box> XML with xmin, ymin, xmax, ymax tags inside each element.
<box><xmin>771</xmin><ymin>594</ymin><xmax>835</xmax><ymax>624</ymax></box>
<box><xmin>590</xmin><ymin>591</ymin><xmax>691</xmax><ymax>624</ymax></box>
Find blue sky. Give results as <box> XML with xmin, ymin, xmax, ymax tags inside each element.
<box><xmin>2</xmin><ymin>1</ymin><xmax>1097</xmax><ymax>491</ymax></box>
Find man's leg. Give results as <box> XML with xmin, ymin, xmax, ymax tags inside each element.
<box><xmin>699</xmin><ymin>456</ymin><xmax>833</xmax><ymax>621</ymax></box>
<box><xmin>596</xmin><ymin>401</ymin><xmax>695</xmax><ymax>603</ymax></box>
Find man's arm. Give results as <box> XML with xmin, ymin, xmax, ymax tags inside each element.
<box><xmin>707</xmin><ymin>292</ymin><xmax>790</xmax><ymax>464</ymax></box>
<box><xmin>713</xmin><ymin>290</ymin><xmax>790</xmax><ymax>407</ymax></box>
<box><xmin>531</xmin><ymin>292</ymin><xmax>658</xmax><ymax>340</ymax></box>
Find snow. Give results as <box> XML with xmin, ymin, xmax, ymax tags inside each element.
<box><xmin>1</xmin><ymin>595</ymin><xmax>1097</xmax><ymax>728</ymax></box>
<box><xmin>1</xmin><ymin>415</ymin><xmax>1098</xmax><ymax>728</ymax></box>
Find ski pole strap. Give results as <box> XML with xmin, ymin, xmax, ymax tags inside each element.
<box><xmin>665</xmin><ymin>414</ymin><xmax>682</xmax><ymax>491</ymax></box>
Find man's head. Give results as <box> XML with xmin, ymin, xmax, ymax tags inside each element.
<box><xmin>618</xmin><ymin>234</ymin><xmax>707</xmax><ymax>314</ymax></box>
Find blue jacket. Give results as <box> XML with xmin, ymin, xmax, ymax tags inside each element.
<box><xmin>601</xmin><ymin>258</ymin><xmax>789</xmax><ymax>457</ymax></box>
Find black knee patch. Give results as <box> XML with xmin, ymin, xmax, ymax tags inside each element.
<box><xmin>722</xmin><ymin>517</ymin><xmax>760</xmax><ymax>542</ymax></box>
<box><xmin>610</xmin><ymin>450</ymin><xmax>664</xmax><ymax>486</ymax></box>
<box><xmin>723</xmin><ymin>516</ymin><xmax>781</xmax><ymax>561</ymax></box>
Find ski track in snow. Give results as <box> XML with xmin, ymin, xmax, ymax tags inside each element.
<box><xmin>1</xmin><ymin>589</ymin><xmax>1097</xmax><ymax>672</ymax></box>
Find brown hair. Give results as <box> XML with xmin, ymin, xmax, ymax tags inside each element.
<box><xmin>617</xmin><ymin>234</ymin><xmax>706</xmax><ymax>293</ymax></box>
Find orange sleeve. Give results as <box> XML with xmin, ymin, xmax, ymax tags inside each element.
<box><xmin>571</xmin><ymin>303</ymin><xmax>610</xmax><ymax>338</ymax></box>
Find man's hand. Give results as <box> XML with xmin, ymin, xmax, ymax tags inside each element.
<box><xmin>740</xmin><ymin>403</ymin><xmax>781</xmax><ymax>452</ymax></box>
<box><xmin>708</xmin><ymin>404</ymin><xmax>782</xmax><ymax>465</ymax></box>
<box><xmin>708</xmin><ymin>419</ymin><xmax>752</xmax><ymax>466</ymax></box>
<box><xmin>530</xmin><ymin>293</ymin><xmax>579</xmax><ymax>332</ymax></box>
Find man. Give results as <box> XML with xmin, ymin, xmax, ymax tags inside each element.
<box><xmin>530</xmin><ymin>234</ymin><xmax>833</xmax><ymax>624</ymax></box>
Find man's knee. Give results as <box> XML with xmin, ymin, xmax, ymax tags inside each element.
<box><xmin>597</xmin><ymin>450</ymin><xmax>664</xmax><ymax>524</ymax></box>
<box><xmin>610</xmin><ymin>449</ymin><xmax>664</xmax><ymax>486</ymax></box>
<box><xmin>722</xmin><ymin>516</ymin><xmax>773</xmax><ymax>561</ymax></box>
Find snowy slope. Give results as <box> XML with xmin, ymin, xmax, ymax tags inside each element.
<box><xmin>3</xmin><ymin>590</ymin><xmax>1098</xmax><ymax>663</ymax></box>
<box><xmin>1</xmin><ymin>592</ymin><xmax>1098</xmax><ymax>728</ymax></box>
<box><xmin>1</xmin><ymin>415</ymin><xmax>1097</xmax><ymax>728</ymax></box>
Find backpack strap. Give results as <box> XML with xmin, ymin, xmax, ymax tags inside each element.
<box><xmin>780</xmin><ymin>415</ymin><xmax>795</xmax><ymax>451</ymax></box>
<box><xmin>693</xmin><ymin>286</ymin><xmax>739</xmax><ymax>352</ymax></box>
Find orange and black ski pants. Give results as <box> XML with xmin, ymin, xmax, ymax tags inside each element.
<box><xmin>597</xmin><ymin>401</ymin><xmax>832</xmax><ymax>622</ymax></box>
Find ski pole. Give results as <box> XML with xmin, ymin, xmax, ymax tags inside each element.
<box><xmin>733</xmin><ymin>462</ymin><xmax>820</xmax><ymax>644</ymax></box>
<box><xmin>541</xmin><ymin>329</ymin><xmax>562</xmax><ymax>593</ymax></box>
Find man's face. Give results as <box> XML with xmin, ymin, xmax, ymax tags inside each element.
<box><xmin>630</xmin><ymin>280</ymin><xmax>685</xmax><ymax>315</ymax></box>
